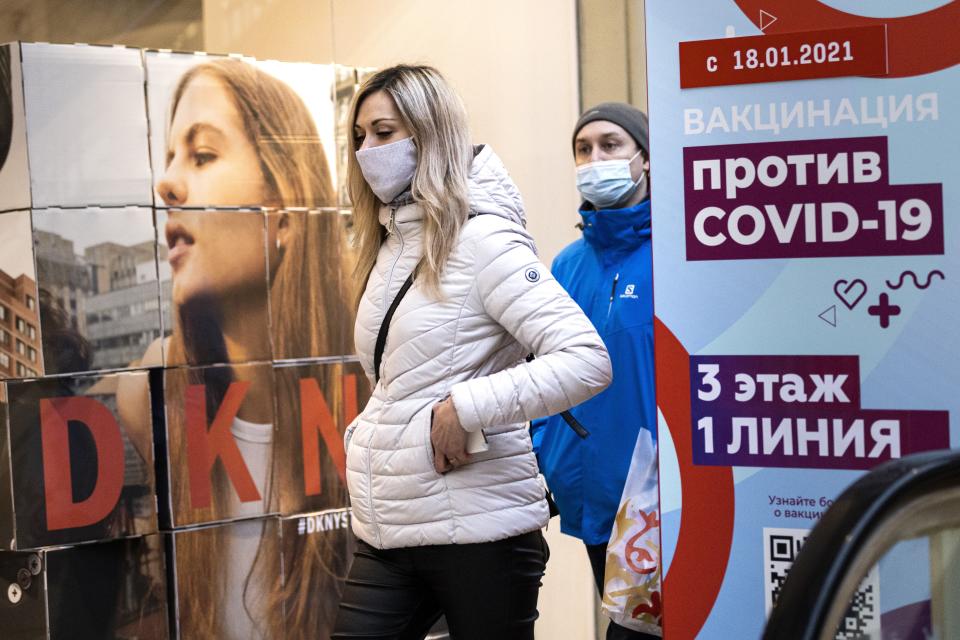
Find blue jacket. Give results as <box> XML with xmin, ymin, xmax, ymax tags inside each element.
<box><xmin>532</xmin><ymin>199</ymin><xmax>656</xmax><ymax>545</ymax></box>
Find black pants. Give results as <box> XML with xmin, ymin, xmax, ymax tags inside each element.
<box><xmin>585</xmin><ymin>543</ymin><xmax>661</xmax><ymax>640</ymax></box>
<box><xmin>332</xmin><ymin>530</ymin><xmax>549</xmax><ymax>640</ymax></box>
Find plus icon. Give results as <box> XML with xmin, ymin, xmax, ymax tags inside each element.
<box><xmin>868</xmin><ymin>293</ymin><xmax>901</xmax><ymax>328</ymax></box>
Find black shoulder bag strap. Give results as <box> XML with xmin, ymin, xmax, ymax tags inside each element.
<box><xmin>560</xmin><ymin>408</ymin><xmax>590</xmax><ymax>439</ymax></box>
<box><xmin>373</xmin><ymin>273</ymin><xmax>415</xmax><ymax>385</ymax></box>
<box><xmin>560</xmin><ymin>411</ymin><xmax>590</xmax><ymax>438</ymax></box>
<box><xmin>373</xmin><ymin>211</ymin><xmax>588</xmax><ymax>439</ymax></box>
<box><xmin>373</xmin><ymin>210</ymin><xmax>482</xmax><ymax>384</ymax></box>
<box><xmin>525</xmin><ymin>354</ymin><xmax>590</xmax><ymax>439</ymax></box>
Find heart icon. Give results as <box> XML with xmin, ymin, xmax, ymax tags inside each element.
<box><xmin>834</xmin><ymin>279</ymin><xmax>868</xmax><ymax>310</ymax></box>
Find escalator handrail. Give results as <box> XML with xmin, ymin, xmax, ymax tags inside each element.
<box><xmin>762</xmin><ymin>449</ymin><xmax>960</xmax><ymax>640</ymax></box>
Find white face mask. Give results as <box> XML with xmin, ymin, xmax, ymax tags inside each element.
<box><xmin>356</xmin><ymin>137</ymin><xmax>418</xmax><ymax>204</ymax></box>
<box><xmin>576</xmin><ymin>151</ymin><xmax>644</xmax><ymax>209</ymax></box>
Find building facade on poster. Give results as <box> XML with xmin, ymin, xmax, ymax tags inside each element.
<box><xmin>0</xmin><ymin>210</ymin><xmax>41</xmax><ymax>379</ymax></box>
<box><xmin>0</xmin><ymin>272</ymin><xmax>40</xmax><ymax>379</ymax></box>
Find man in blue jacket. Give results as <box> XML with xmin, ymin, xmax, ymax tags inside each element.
<box><xmin>533</xmin><ymin>103</ymin><xmax>658</xmax><ymax>640</ymax></box>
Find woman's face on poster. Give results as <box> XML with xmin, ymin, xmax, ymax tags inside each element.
<box><xmin>158</xmin><ymin>70</ymin><xmax>274</xmax><ymax>308</ymax></box>
<box><xmin>156</xmin><ymin>71</ymin><xmax>270</xmax><ymax>208</ymax></box>
<box><xmin>165</xmin><ymin>210</ymin><xmax>267</xmax><ymax>307</ymax></box>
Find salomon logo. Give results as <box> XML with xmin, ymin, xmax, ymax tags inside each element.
<box><xmin>620</xmin><ymin>283</ymin><xmax>639</xmax><ymax>300</ymax></box>
<box><xmin>525</xmin><ymin>268</ymin><xmax>540</xmax><ymax>283</ymax></box>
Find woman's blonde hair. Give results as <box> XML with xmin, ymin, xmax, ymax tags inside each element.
<box><xmin>347</xmin><ymin>65</ymin><xmax>474</xmax><ymax>296</ymax></box>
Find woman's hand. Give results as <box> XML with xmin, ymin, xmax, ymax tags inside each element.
<box><xmin>431</xmin><ymin>397</ymin><xmax>470</xmax><ymax>474</ymax></box>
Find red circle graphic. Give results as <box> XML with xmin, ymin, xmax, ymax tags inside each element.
<box><xmin>655</xmin><ymin>318</ymin><xmax>736</xmax><ymax>639</ymax></box>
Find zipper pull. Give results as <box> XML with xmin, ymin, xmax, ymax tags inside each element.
<box><xmin>388</xmin><ymin>206</ymin><xmax>398</xmax><ymax>234</ymax></box>
<box><xmin>607</xmin><ymin>272</ymin><xmax>620</xmax><ymax>318</ymax></box>
<box><xmin>609</xmin><ymin>272</ymin><xmax>620</xmax><ymax>303</ymax></box>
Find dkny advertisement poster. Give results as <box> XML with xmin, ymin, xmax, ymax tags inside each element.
<box><xmin>1</xmin><ymin>40</ymin><xmax>370</xmax><ymax>639</ymax></box>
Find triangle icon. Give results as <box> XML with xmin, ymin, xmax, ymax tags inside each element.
<box><xmin>819</xmin><ymin>305</ymin><xmax>837</xmax><ymax>327</ymax></box>
<box><xmin>759</xmin><ymin>9</ymin><xmax>778</xmax><ymax>32</ymax></box>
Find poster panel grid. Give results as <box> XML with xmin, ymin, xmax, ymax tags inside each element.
<box><xmin>0</xmin><ymin>38</ymin><xmax>373</xmax><ymax>638</ymax></box>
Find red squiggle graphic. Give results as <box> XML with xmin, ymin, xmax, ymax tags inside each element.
<box><xmin>625</xmin><ymin>510</ymin><xmax>660</xmax><ymax>575</ymax></box>
<box><xmin>633</xmin><ymin>591</ymin><xmax>663</xmax><ymax>621</ymax></box>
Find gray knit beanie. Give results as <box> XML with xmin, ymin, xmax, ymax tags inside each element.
<box><xmin>572</xmin><ymin>102</ymin><xmax>649</xmax><ymax>157</ymax></box>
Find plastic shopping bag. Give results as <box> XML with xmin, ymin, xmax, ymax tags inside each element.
<box><xmin>601</xmin><ymin>428</ymin><xmax>662</xmax><ymax>636</ymax></box>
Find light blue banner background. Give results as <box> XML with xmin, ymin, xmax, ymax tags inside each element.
<box><xmin>646</xmin><ymin>1</ymin><xmax>958</xmax><ymax>636</ymax></box>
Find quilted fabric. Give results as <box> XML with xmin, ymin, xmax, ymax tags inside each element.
<box><xmin>346</xmin><ymin>145</ymin><xmax>612</xmax><ymax>548</ymax></box>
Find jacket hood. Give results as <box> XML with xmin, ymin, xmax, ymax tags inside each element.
<box><xmin>467</xmin><ymin>145</ymin><xmax>527</xmax><ymax>228</ymax></box>
<box><xmin>378</xmin><ymin>145</ymin><xmax>529</xmax><ymax>234</ymax></box>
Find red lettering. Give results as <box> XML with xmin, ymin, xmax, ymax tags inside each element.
<box><xmin>300</xmin><ymin>378</ymin><xmax>346</xmax><ymax>496</ymax></box>
<box><xmin>185</xmin><ymin>381</ymin><xmax>260</xmax><ymax>509</ymax></box>
<box><xmin>343</xmin><ymin>374</ymin><xmax>359</xmax><ymax>423</ymax></box>
<box><xmin>40</xmin><ymin>397</ymin><xmax>125</xmax><ymax>531</ymax></box>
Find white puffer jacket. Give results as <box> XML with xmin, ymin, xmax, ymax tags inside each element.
<box><xmin>346</xmin><ymin>145</ymin><xmax>612</xmax><ymax>549</ymax></box>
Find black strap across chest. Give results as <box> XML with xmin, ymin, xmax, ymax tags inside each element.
<box><xmin>373</xmin><ymin>272</ymin><xmax>415</xmax><ymax>385</ymax></box>
<box><xmin>369</xmin><ymin>212</ymin><xmax>588</xmax><ymax>439</ymax></box>
<box><xmin>373</xmin><ymin>211</ymin><xmax>483</xmax><ymax>384</ymax></box>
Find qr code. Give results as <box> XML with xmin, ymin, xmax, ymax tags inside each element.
<box><xmin>763</xmin><ymin>527</ymin><xmax>880</xmax><ymax>639</ymax></box>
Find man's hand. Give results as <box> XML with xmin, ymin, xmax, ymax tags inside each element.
<box><xmin>431</xmin><ymin>397</ymin><xmax>470</xmax><ymax>474</ymax></box>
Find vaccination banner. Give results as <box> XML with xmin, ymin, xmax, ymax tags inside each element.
<box><xmin>646</xmin><ymin>1</ymin><xmax>959</xmax><ymax>638</ymax></box>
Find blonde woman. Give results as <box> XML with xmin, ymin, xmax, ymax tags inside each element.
<box><xmin>118</xmin><ymin>57</ymin><xmax>352</xmax><ymax>638</ymax></box>
<box><xmin>333</xmin><ymin>65</ymin><xmax>612</xmax><ymax>639</ymax></box>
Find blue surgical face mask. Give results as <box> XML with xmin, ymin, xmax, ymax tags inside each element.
<box><xmin>576</xmin><ymin>151</ymin><xmax>645</xmax><ymax>209</ymax></box>
<box><xmin>356</xmin><ymin>137</ymin><xmax>418</xmax><ymax>204</ymax></box>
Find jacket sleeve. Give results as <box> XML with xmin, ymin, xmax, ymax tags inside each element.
<box><xmin>449</xmin><ymin>223</ymin><xmax>612</xmax><ymax>432</ymax></box>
